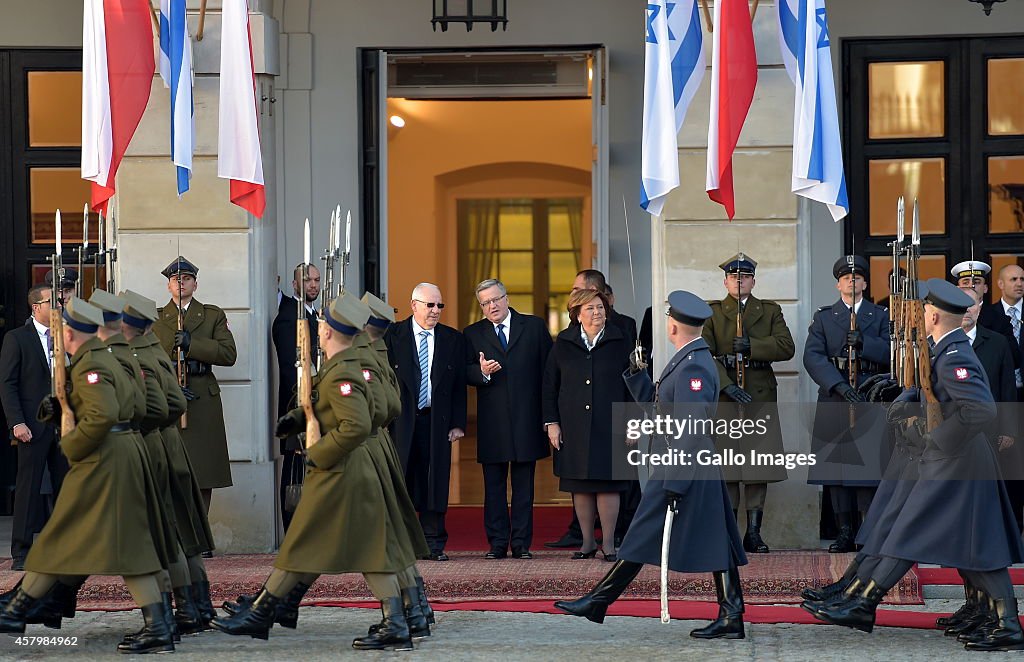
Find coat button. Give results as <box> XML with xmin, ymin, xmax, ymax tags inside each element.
<box><xmin>585</xmin><ymin>404</ymin><xmax>590</xmax><ymax>410</ymax></box>
<box><xmin>585</xmin><ymin>379</ymin><xmax>591</xmax><ymax>385</ymax></box>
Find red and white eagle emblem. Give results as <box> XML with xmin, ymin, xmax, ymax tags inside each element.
<box><xmin>690</xmin><ymin>378</ymin><xmax>703</xmax><ymax>391</ymax></box>
<box><xmin>955</xmin><ymin>367</ymin><xmax>969</xmax><ymax>381</ymax></box>
<box><xmin>339</xmin><ymin>382</ymin><xmax>353</xmax><ymax>396</ymax></box>
<box><xmin>86</xmin><ymin>372</ymin><xmax>100</xmax><ymax>385</ymax></box>
<box><xmin>362</xmin><ymin>369</ymin><xmax>373</xmax><ymax>382</ymax></box>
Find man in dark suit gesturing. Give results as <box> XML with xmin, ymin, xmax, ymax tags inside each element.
<box><xmin>464</xmin><ymin>279</ymin><xmax>552</xmax><ymax>559</ymax></box>
<box><xmin>385</xmin><ymin>283</ymin><xmax>467</xmax><ymax>560</ymax></box>
<box><xmin>271</xmin><ymin>263</ymin><xmax>320</xmax><ymax>531</ymax></box>
<box><xmin>0</xmin><ymin>285</ymin><xmax>68</xmax><ymax>570</ymax></box>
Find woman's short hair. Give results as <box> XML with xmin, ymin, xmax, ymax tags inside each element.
<box><xmin>567</xmin><ymin>288</ymin><xmax>609</xmax><ymax>323</ymax></box>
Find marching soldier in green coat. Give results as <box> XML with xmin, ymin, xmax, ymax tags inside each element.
<box><xmin>702</xmin><ymin>253</ymin><xmax>795</xmax><ymax>554</ymax></box>
<box><xmin>0</xmin><ymin>298</ymin><xmax>174</xmax><ymax>654</ymax></box>
<box><xmin>152</xmin><ymin>256</ymin><xmax>237</xmax><ymax>516</ymax></box>
<box><xmin>211</xmin><ymin>292</ymin><xmax>418</xmax><ymax>651</ymax></box>
<box><xmin>123</xmin><ymin>290</ymin><xmax>217</xmax><ymax>625</ymax></box>
<box><xmin>91</xmin><ymin>289</ymin><xmax>210</xmax><ymax>638</ymax></box>
<box><xmin>221</xmin><ymin>290</ymin><xmax>435</xmax><ymax>637</ymax></box>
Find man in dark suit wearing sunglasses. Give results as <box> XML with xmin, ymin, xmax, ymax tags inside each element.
<box><xmin>385</xmin><ymin>283</ymin><xmax>468</xmax><ymax>560</ymax></box>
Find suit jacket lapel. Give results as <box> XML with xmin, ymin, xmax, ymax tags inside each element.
<box><xmin>504</xmin><ymin>310</ymin><xmax>521</xmax><ymax>352</ymax></box>
<box><xmin>184</xmin><ymin>299</ymin><xmax>204</xmax><ymax>331</ymax></box>
<box><xmin>741</xmin><ymin>296</ymin><xmax>764</xmax><ymax>329</ymax></box>
<box><xmin>430</xmin><ymin>327</ymin><xmax>449</xmax><ymax>392</ymax></box>
<box><xmin>27</xmin><ymin>325</ymin><xmax>49</xmax><ymax>373</ymax></box>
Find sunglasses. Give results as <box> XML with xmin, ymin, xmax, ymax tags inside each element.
<box><xmin>414</xmin><ymin>300</ymin><xmax>445</xmax><ymax>309</ymax></box>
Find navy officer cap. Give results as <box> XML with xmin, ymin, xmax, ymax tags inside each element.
<box><xmin>161</xmin><ymin>255</ymin><xmax>199</xmax><ymax>279</ymax></box>
<box><xmin>719</xmin><ymin>253</ymin><xmax>757</xmax><ymax>275</ymax></box>
<box><xmin>923</xmin><ymin>277</ymin><xmax>973</xmax><ymax>315</ymax></box>
<box><xmin>667</xmin><ymin>290</ymin><xmax>713</xmax><ymax>326</ymax></box>
<box><xmin>833</xmin><ymin>255</ymin><xmax>869</xmax><ymax>280</ymax></box>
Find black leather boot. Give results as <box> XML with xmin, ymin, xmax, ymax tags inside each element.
<box><xmin>957</xmin><ymin>597</ymin><xmax>998</xmax><ymax>643</ymax></box>
<box><xmin>193</xmin><ymin>580</ymin><xmax>216</xmax><ymax>625</ymax></box>
<box><xmin>937</xmin><ymin>584</ymin><xmax>976</xmax><ymax>629</ymax></box>
<box><xmin>0</xmin><ymin>587</ymin><xmax>40</xmax><ymax>633</ymax></box>
<box><xmin>812</xmin><ymin>579</ymin><xmax>887</xmax><ymax>633</ymax></box>
<box><xmin>222</xmin><ymin>582</ymin><xmax>309</xmax><ymax>629</ymax></box>
<box><xmin>802</xmin><ymin>557</ymin><xmax>860</xmax><ymax>602</ymax></box>
<box><xmin>116</xmin><ymin>601</ymin><xmax>176</xmax><ymax>654</ymax></box>
<box><xmin>368</xmin><ymin>585</ymin><xmax>431</xmax><ymax>639</ymax></box>
<box><xmin>120</xmin><ymin>592</ymin><xmax>180</xmax><ymax>644</ymax></box>
<box><xmin>274</xmin><ymin>582</ymin><xmax>311</xmax><ymax>629</ymax></box>
<box><xmin>802</xmin><ymin>577</ymin><xmax>864</xmax><ymax>618</ymax></box>
<box><xmin>415</xmin><ymin>576</ymin><xmax>435</xmax><ymax>626</ymax></box>
<box><xmin>553</xmin><ymin>560</ymin><xmax>643</xmax><ymax>624</ymax></box>
<box><xmin>0</xmin><ymin>579</ymin><xmax>22</xmax><ymax>609</ymax></box>
<box><xmin>948</xmin><ymin>593</ymin><xmax>992</xmax><ymax>638</ymax></box>
<box><xmin>743</xmin><ymin>509</ymin><xmax>769</xmax><ymax>553</ymax></box>
<box><xmin>690</xmin><ymin>567</ymin><xmax>745</xmax><ymax>639</ymax></box>
<box><xmin>210</xmin><ymin>588</ymin><xmax>281</xmax><ymax>640</ymax></box>
<box><xmin>965</xmin><ymin>598</ymin><xmax>1024</xmax><ymax>651</ymax></box>
<box><xmin>352</xmin><ymin>597</ymin><xmax>414</xmax><ymax>651</ymax></box>
<box><xmin>173</xmin><ymin>585</ymin><xmax>207</xmax><ymax>635</ymax></box>
<box><xmin>828</xmin><ymin>513</ymin><xmax>856</xmax><ymax>553</ymax></box>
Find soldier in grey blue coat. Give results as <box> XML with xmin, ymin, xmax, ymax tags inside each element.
<box><xmin>806</xmin><ymin>280</ymin><xmax>1024</xmax><ymax>651</ymax></box>
<box><xmin>554</xmin><ymin>291</ymin><xmax>748</xmax><ymax>640</ymax></box>
<box><xmin>804</xmin><ymin>255</ymin><xmax>890</xmax><ymax>552</ymax></box>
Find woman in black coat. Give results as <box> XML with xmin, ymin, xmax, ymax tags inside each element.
<box><xmin>543</xmin><ymin>289</ymin><xmax>632</xmax><ymax>561</ymax></box>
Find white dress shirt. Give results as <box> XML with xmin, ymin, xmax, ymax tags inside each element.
<box><xmin>32</xmin><ymin>318</ymin><xmax>51</xmax><ymax>369</ymax></box>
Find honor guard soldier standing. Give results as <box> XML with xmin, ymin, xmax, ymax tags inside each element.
<box><xmin>212</xmin><ymin>292</ymin><xmax>420</xmax><ymax>651</ymax></box>
<box><xmin>804</xmin><ymin>256</ymin><xmax>890</xmax><ymax>552</ymax></box>
<box><xmin>807</xmin><ymin>280</ymin><xmax>1024</xmax><ymax>651</ymax></box>
<box><xmin>555</xmin><ymin>291</ymin><xmax>748</xmax><ymax>639</ymax></box>
<box><xmin>153</xmin><ymin>256</ymin><xmax>237</xmax><ymax>518</ymax></box>
<box><xmin>702</xmin><ymin>253</ymin><xmax>795</xmax><ymax>552</ymax></box>
<box><xmin>0</xmin><ymin>299</ymin><xmax>174</xmax><ymax>654</ymax></box>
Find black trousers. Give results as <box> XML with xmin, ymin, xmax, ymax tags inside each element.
<box><xmin>1002</xmin><ymin>479</ymin><xmax>1024</xmax><ymax>533</ymax></box>
<box><xmin>481</xmin><ymin>461</ymin><xmax>536</xmax><ymax>552</ymax></box>
<box><xmin>407</xmin><ymin>410</ymin><xmax>447</xmax><ymax>553</ymax></box>
<box><xmin>11</xmin><ymin>431</ymin><xmax>67</xmax><ymax>560</ymax></box>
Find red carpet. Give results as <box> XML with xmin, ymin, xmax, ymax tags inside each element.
<box><xmin>319</xmin><ymin>600</ymin><xmax>949</xmax><ymax>629</ymax></box>
<box><xmin>917</xmin><ymin>567</ymin><xmax>1024</xmax><ymax>585</ymax></box>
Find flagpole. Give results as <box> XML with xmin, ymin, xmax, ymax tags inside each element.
<box><xmin>700</xmin><ymin>0</ymin><xmax>713</xmax><ymax>32</ymax></box>
<box><xmin>750</xmin><ymin>0</ymin><xmax>761</xmax><ymax>21</ymax></box>
<box><xmin>197</xmin><ymin>0</ymin><xmax>208</xmax><ymax>41</ymax></box>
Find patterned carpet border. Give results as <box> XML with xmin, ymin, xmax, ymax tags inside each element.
<box><xmin>0</xmin><ymin>550</ymin><xmax>921</xmax><ymax>610</ymax></box>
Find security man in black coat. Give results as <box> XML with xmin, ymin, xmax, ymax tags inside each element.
<box><xmin>554</xmin><ymin>291</ymin><xmax>748</xmax><ymax>640</ymax></box>
<box><xmin>804</xmin><ymin>256</ymin><xmax>890</xmax><ymax>552</ymax></box>
<box><xmin>808</xmin><ymin>280</ymin><xmax>1024</xmax><ymax>651</ymax></box>
<box><xmin>271</xmin><ymin>263</ymin><xmax>320</xmax><ymax>531</ymax></box>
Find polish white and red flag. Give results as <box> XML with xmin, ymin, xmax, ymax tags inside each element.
<box><xmin>705</xmin><ymin>0</ymin><xmax>758</xmax><ymax>219</ymax></box>
<box><xmin>80</xmin><ymin>0</ymin><xmax>155</xmax><ymax>215</ymax></box>
<box><xmin>219</xmin><ymin>0</ymin><xmax>265</xmax><ymax>218</ymax></box>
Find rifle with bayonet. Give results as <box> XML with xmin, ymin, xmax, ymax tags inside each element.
<box><xmin>51</xmin><ymin>209</ymin><xmax>74</xmax><ymax>436</ymax></box>
<box><xmin>175</xmin><ymin>240</ymin><xmax>189</xmax><ymax>429</ymax></box>
<box><xmin>847</xmin><ymin>252</ymin><xmax>860</xmax><ymax>428</ymax></box>
<box><xmin>896</xmin><ymin>198</ymin><xmax>941</xmax><ymax>431</ymax></box>
<box><xmin>76</xmin><ymin>204</ymin><xmax>88</xmax><ymax>298</ymax></box>
<box><xmin>298</xmin><ymin>219</ymin><xmax>321</xmax><ymax>447</ymax></box>
<box><xmin>340</xmin><ymin>209</ymin><xmax>351</xmax><ymax>297</ymax></box>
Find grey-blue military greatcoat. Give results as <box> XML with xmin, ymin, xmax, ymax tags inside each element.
<box><xmin>877</xmin><ymin>329</ymin><xmax>1024</xmax><ymax>570</ymax></box>
<box><xmin>618</xmin><ymin>337</ymin><xmax>747</xmax><ymax>573</ymax></box>
<box><xmin>804</xmin><ymin>299</ymin><xmax>891</xmax><ymax>486</ymax></box>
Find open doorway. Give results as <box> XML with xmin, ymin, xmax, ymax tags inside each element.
<box><xmin>380</xmin><ymin>51</ymin><xmax>599</xmax><ymax>505</ymax></box>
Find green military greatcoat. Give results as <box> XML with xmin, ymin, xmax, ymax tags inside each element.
<box><xmin>25</xmin><ymin>337</ymin><xmax>163</xmax><ymax>576</ymax></box>
<box><xmin>702</xmin><ymin>295</ymin><xmax>795</xmax><ymax>483</ymax></box>
<box><xmin>355</xmin><ymin>334</ymin><xmax>431</xmax><ymax>559</ymax></box>
<box><xmin>274</xmin><ymin>346</ymin><xmax>415</xmax><ymax>574</ymax></box>
<box><xmin>133</xmin><ymin>333</ymin><xmax>215</xmax><ymax>556</ymax></box>
<box><xmin>153</xmin><ymin>298</ymin><xmax>236</xmax><ymax>489</ymax></box>
<box><xmin>104</xmin><ymin>334</ymin><xmax>178</xmax><ymax>566</ymax></box>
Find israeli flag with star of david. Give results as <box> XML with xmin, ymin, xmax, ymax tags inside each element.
<box><xmin>777</xmin><ymin>0</ymin><xmax>849</xmax><ymax>221</ymax></box>
<box><xmin>641</xmin><ymin>0</ymin><xmax>705</xmax><ymax>217</ymax></box>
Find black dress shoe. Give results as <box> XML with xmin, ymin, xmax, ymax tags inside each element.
<box><xmin>429</xmin><ymin>552</ymin><xmax>449</xmax><ymax>562</ymax></box>
<box><xmin>544</xmin><ymin>532</ymin><xmax>584</xmax><ymax>549</ymax></box>
<box><xmin>10</xmin><ymin>559</ymin><xmax>24</xmax><ymax>571</ymax></box>
<box><xmin>201</xmin><ymin>550</ymin><xmax>214</xmax><ymax>559</ymax></box>
<box><xmin>484</xmin><ymin>549</ymin><xmax>507</xmax><ymax>560</ymax></box>
<box><xmin>512</xmin><ymin>549</ymin><xmax>533</xmax><ymax>560</ymax></box>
